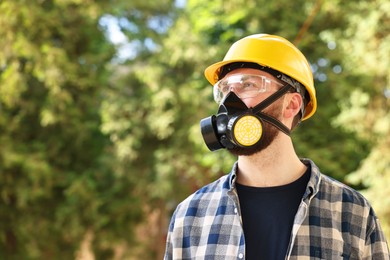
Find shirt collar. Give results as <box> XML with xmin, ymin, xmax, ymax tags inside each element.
<box><xmin>301</xmin><ymin>158</ymin><xmax>321</xmax><ymax>200</ymax></box>
<box><xmin>227</xmin><ymin>162</ymin><xmax>238</xmax><ymax>191</ymax></box>
<box><xmin>226</xmin><ymin>159</ymin><xmax>321</xmax><ymax>200</ymax></box>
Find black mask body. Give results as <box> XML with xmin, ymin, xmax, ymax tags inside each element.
<box><xmin>200</xmin><ymin>84</ymin><xmax>293</xmax><ymax>151</ymax></box>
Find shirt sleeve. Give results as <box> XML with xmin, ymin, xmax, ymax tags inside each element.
<box><xmin>363</xmin><ymin>208</ymin><xmax>390</xmax><ymax>259</ymax></box>
<box><xmin>164</xmin><ymin>209</ymin><xmax>177</xmax><ymax>260</ymax></box>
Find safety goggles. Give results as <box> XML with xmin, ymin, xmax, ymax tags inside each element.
<box><xmin>213</xmin><ymin>74</ymin><xmax>284</xmax><ymax>103</ymax></box>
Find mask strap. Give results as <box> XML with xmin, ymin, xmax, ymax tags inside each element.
<box><xmin>258</xmin><ymin>112</ymin><xmax>291</xmax><ymax>136</ymax></box>
<box><xmin>251</xmin><ymin>84</ymin><xmax>293</xmax><ymax>136</ymax></box>
<box><xmin>252</xmin><ymin>84</ymin><xmax>292</xmax><ymax>114</ymax></box>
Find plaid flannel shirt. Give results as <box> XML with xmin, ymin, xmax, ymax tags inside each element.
<box><xmin>164</xmin><ymin>159</ymin><xmax>390</xmax><ymax>260</ymax></box>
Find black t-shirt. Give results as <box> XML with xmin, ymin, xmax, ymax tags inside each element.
<box><xmin>236</xmin><ymin>165</ymin><xmax>311</xmax><ymax>260</ymax></box>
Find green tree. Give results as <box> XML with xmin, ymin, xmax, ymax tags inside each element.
<box><xmin>0</xmin><ymin>1</ymin><xmax>113</xmax><ymax>258</ymax></box>
<box><xmin>0</xmin><ymin>0</ymin><xmax>175</xmax><ymax>258</ymax></box>
<box><xmin>327</xmin><ymin>0</ymin><xmax>390</xmax><ymax>236</ymax></box>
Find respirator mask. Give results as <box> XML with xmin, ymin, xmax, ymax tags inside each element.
<box><xmin>200</xmin><ymin>74</ymin><xmax>296</xmax><ymax>152</ymax></box>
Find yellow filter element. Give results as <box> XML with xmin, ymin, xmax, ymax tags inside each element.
<box><xmin>233</xmin><ymin>115</ymin><xmax>262</xmax><ymax>147</ymax></box>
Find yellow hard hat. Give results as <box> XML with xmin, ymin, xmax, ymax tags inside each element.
<box><xmin>204</xmin><ymin>34</ymin><xmax>317</xmax><ymax>120</ymax></box>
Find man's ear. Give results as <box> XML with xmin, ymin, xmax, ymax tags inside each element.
<box><xmin>284</xmin><ymin>93</ymin><xmax>303</xmax><ymax>119</ymax></box>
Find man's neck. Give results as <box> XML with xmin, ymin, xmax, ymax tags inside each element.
<box><xmin>236</xmin><ymin>136</ymin><xmax>307</xmax><ymax>187</ymax></box>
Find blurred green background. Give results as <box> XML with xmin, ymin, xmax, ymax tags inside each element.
<box><xmin>0</xmin><ymin>0</ymin><xmax>389</xmax><ymax>259</ymax></box>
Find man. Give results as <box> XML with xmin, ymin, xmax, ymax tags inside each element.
<box><xmin>164</xmin><ymin>34</ymin><xmax>390</xmax><ymax>259</ymax></box>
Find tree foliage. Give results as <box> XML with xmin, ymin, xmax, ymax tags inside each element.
<box><xmin>0</xmin><ymin>0</ymin><xmax>388</xmax><ymax>259</ymax></box>
<box><xmin>328</xmin><ymin>0</ymin><xmax>390</xmax><ymax>234</ymax></box>
<box><xmin>0</xmin><ymin>0</ymin><xmax>112</xmax><ymax>258</ymax></box>
<box><xmin>0</xmin><ymin>0</ymin><xmax>170</xmax><ymax>258</ymax></box>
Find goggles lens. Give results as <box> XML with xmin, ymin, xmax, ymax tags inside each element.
<box><xmin>213</xmin><ymin>74</ymin><xmax>283</xmax><ymax>103</ymax></box>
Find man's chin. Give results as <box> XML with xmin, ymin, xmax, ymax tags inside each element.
<box><xmin>227</xmin><ymin>130</ymin><xmax>279</xmax><ymax>156</ymax></box>
<box><xmin>228</xmin><ymin>145</ymin><xmax>266</xmax><ymax>156</ymax></box>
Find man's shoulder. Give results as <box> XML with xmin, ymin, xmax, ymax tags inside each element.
<box><xmin>303</xmin><ymin>159</ymin><xmax>372</xmax><ymax>209</ymax></box>
<box><xmin>194</xmin><ymin>174</ymin><xmax>231</xmax><ymax>195</ymax></box>
<box><xmin>318</xmin><ymin>171</ymin><xmax>371</xmax><ymax>208</ymax></box>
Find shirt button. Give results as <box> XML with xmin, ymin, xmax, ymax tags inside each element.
<box><xmin>234</xmin><ymin>208</ymin><xmax>238</xmax><ymax>214</ymax></box>
<box><xmin>238</xmin><ymin>253</ymin><xmax>244</xmax><ymax>259</ymax></box>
